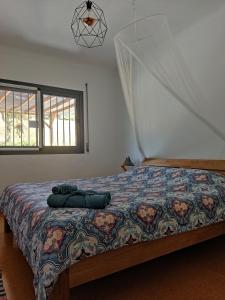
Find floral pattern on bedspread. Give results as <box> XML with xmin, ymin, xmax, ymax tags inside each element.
<box><xmin>1</xmin><ymin>166</ymin><xmax>225</xmax><ymax>300</ymax></box>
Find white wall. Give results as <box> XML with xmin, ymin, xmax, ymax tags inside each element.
<box><xmin>175</xmin><ymin>7</ymin><xmax>225</xmax><ymax>159</ymax></box>
<box><xmin>177</xmin><ymin>7</ymin><xmax>225</xmax><ymax>136</ymax></box>
<box><xmin>0</xmin><ymin>45</ymin><xmax>127</xmax><ymax>190</ymax></box>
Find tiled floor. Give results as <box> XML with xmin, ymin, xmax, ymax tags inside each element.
<box><xmin>1</xmin><ymin>217</ymin><xmax>225</xmax><ymax>300</ymax></box>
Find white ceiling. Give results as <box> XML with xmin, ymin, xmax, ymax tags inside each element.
<box><xmin>0</xmin><ymin>0</ymin><xmax>224</xmax><ymax>67</ymax></box>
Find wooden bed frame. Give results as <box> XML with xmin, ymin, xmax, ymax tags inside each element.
<box><xmin>3</xmin><ymin>158</ymin><xmax>225</xmax><ymax>300</ymax></box>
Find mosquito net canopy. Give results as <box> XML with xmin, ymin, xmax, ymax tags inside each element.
<box><xmin>114</xmin><ymin>15</ymin><xmax>225</xmax><ymax>160</ymax></box>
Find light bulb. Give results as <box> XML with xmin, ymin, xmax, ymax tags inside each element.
<box><xmin>82</xmin><ymin>17</ymin><xmax>96</xmax><ymax>27</ymax></box>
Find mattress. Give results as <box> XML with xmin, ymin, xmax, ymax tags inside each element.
<box><xmin>1</xmin><ymin>166</ymin><xmax>225</xmax><ymax>300</ymax></box>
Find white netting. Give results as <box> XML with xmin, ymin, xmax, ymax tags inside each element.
<box><xmin>114</xmin><ymin>15</ymin><xmax>225</xmax><ymax>159</ymax></box>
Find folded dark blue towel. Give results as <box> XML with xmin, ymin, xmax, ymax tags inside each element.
<box><xmin>47</xmin><ymin>190</ymin><xmax>111</xmax><ymax>209</ymax></box>
<box><xmin>52</xmin><ymin>184</ymin><xmax>78</xmax><ymax>195</ymax></box>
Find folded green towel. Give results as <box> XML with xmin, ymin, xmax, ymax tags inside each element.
<box><xmin>52</xmin><ymin>184</ymin><xmax>78</xmax><ymax>195</ymax></box>
<box><xmin>47</xmin><ymin>190</ymin><xmax>111</xmax><ymax>209</ymax></box>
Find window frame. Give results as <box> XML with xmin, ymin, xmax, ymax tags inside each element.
<box><xmin>0</xmin><ymin>79</ymin><xmax>85</xmax><ymax>155</ymax></box>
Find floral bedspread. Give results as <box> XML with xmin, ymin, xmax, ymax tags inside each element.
<box><xmin>1</xmin><ymin>166</ymin><xmax>225</xmax><ymax>300</ymax></box>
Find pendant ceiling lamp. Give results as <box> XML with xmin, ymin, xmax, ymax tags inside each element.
<box><xmin>71</xmin><ymin>0</ymin><xmax>108</xmax><ymax>48</ymax></box>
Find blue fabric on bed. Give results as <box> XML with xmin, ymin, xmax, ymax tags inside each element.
<box><xmin>52</xmin><ymin>184</ymin><xmax>78</xmax><ymax>195</ymax></box>
<box><xmin>1</xmin><ymin>166</ymin><xmax>225</xmax><ymax>300</ymax></box>
<box><xmin>47</xmin><ymin>190</ymin><xmax>111</xmax><ymax>209</ymax></box>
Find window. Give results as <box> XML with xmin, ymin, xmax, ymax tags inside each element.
<box><xmin>0</xmin><ymin>80</ymin><xmax>84</xmax><ymax>154</ymax></box>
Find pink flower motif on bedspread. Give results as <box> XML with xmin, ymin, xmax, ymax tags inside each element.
<box><xmin>43</xmin><ymin>227</ymin><xmax>65</xmax><ymax>253</ymax></box>
<box><xmin>170</xmin><ymin>171</ymin><xmax>182</xmax><ymax>178</ymax></box>
<box><xmin>137</xmin><ymin>204</ymin><xmax>157</xmax><ymax>224</ymax></box>
<box><xmin>22</xmin><ymin>202</ymin><xmax>33</xmax><ymax>214</ymax></box>
<box><xmin>31</xmin><ymin>209</ymin><xmax>46</xmax><ymax>228</ymax></box>
<box><xmin>172</xmin><ymin>199</ymin><xmax>190</xmax><ymax>217</ymax></box>
<box><xmin>202</xmin><ymin>196</ymin><xmax>215</xmax><ymax>210</ymax></box>
<box><xmin>172</xmin><ymin>185</ymin><xmax>187</xmax><ymax>192</ymax></box>
<box><xmin>92</xmin><ymin>212</ymin><xmax>117</xmax><ymax>234</ymax></box>
<box><xmin>194</xmin><ymin>174</ymin><xmax>209</xmax><ymax>182</ymax></box>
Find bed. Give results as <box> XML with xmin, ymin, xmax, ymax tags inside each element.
<box><xmin>1</xmin><ymin>158</ymin><xmax>225</xmax><ymax>300</ymax></box>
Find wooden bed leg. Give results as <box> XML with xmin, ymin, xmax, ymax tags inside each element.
<box><xmin>49</xmin><ymin>269</ymin><xmax>70</xmax><ymax>300</ymax></box>
<box><xmin>2</xmin><ymin>215</ymin><xmax>11</xmax><ymax>233</ymax></box>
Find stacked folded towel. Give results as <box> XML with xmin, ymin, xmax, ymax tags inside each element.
<box><xmin>52</xmin><ymin>184</ymin><xmax>78</xmax><ymax>195</ymax></box>
<box><xmin>47</xmin><ymin>184</ymin><xmax>111</xmax><ymax>209</ymax></box>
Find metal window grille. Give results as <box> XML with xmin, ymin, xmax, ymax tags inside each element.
<box><xmin>43</xmin><ymin>94</ymin><xmax>77</xmax><ymax>147</ymax></box>
<box><xmin>0</xmin><ymin>84</ymin><xmax>39</xmax><ymax>150</ymax></box>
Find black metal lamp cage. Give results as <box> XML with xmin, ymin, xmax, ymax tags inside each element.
<box><xmin>71</xmin><ymin>0</ymin><xmax>108</xmax><ymax>48</ymax></box>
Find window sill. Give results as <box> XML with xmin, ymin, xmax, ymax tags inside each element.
<box><xmin>0</xmin><ymin>146</ymin><xmax>85</xmax><ymax>155</ymax></box>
